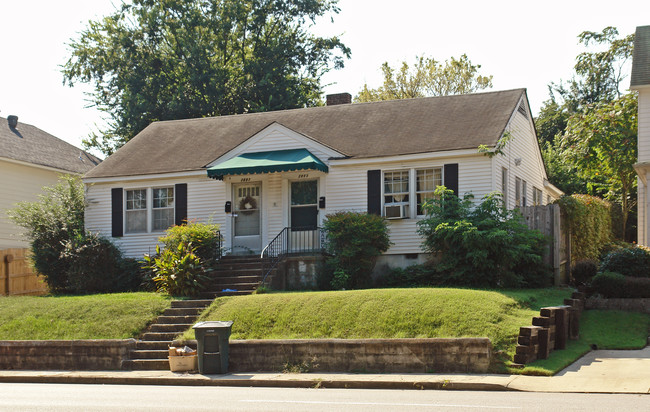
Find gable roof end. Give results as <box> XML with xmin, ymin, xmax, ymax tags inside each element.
<box><xmin>631</xmin><ymin>25</ymin><xmax>650</xmax><ymax>88</ymax></box>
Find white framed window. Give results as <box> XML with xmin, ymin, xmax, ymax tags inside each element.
<box><xmin>125</xmin><ymin>187</ymin><xmax>175</xmax><ymax>233</ymax></box>
<box><xmin>125</xmin><ymin>189</ymin><xmax>147</xmax><ymax>233</ymax></box>
<box><xmin>382</xmin><ymin>168</ymin><xmax>443</xmax><ymax>219</ymax></box>
<box><xmin>533</xmin><ymin>187</ymin><xmax>543</xmax><ymax>206</ymax></box>
<box><xmin>501</xmin><ymin>167</ymin><xmax>508</xmax><ymax>206</ymax></box>
<box><xmin>515</xmin><ymin>177</ymin><xmax>522</xmax><ymax>207</ymax></box>
<box><xmin>416</xmin><ymin>168</ymin><xmax>442</xmax><ymax>215</ymax></box>
<box><xmin>384</xmin><ymin>170</ymin><xmax>410</xmax><ymax>219</ymax></box>
<box><xmin>152</xmin><ymin>187</ymin><xmax>175</xmax><ymax>231</ymax></box>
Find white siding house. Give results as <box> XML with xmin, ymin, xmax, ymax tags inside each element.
<box><xmin>632</xmin><ymin>25</ymin><xmax>650</xmax><ymax>245</ymax></box>
<box><xmin>83</xmin><ymin>89</ymin><xmax>561</xmax><ymax>265</ymax></box>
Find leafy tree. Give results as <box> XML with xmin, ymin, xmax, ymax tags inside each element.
<box><xmin>559</xmin><ymin>93</ymin><xmax>638</xmax><ymax>236</ymax></box>
<box><xmin>355</xmin><ymin>54</ymin><xmax>492</xmax><ymax>102</ymax></box>
<box><xmin>549</xmin><ymin>27</ymin><xmax>634</xmax><ymax>112</ymax></box>
<box><xmin>63</xmin><ymin>0</ymin><xmax>350</xmax><ymax>155</ymax></box>
<box><xmin>7</xmin><ymin>176</ymin><xmax>85</xmax><ymax>293</ymax></box>
<box><xmin>417</xmin><ymin>187</ymin><xmax>550</xmax><ymax>288</ymax></box>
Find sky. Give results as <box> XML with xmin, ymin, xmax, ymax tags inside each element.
<box><xmin>0</xmin><ymin>0</ymin><xmax>646</xmax><ymax>158</ymax></box>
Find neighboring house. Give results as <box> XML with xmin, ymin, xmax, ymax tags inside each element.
<box><xmin>84</xmin><ymin>89</ymin><xmax>561</xmax><ymax>268</ymax></box>
<box><xmin>0</xmin><ymin>115</ymin><xmax>100</xmax><ymax>248</ymax></box>
<box><xmin>632</xmin><ymin>25</ymin><xmax>650</xmax><ymax>246</ymax></box>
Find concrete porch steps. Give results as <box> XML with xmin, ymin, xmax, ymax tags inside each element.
<box><xmin>124</xmin><ymin>299</ymin><xmax>211</xmax><ymax>371</ymax></box>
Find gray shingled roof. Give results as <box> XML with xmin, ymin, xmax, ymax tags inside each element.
<box><xmin>0</xmin><ymin>116</ymin><xmax>101</xmax><ymax>173</ymax></box>
<box><xmin>631</xmin><ymin>25</ymin><xmax>650</xmax><ymax>87</ymax></box>
<box><xmin>85</xmin><ymin>88</ymin><xmax>526</xmax><ymax>179</ymax></box>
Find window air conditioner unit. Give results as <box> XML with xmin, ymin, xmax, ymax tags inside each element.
<box><xmin>384</xmin><ymin>204</ymin><xmax>409</xmax><ymax>219</ymax></box>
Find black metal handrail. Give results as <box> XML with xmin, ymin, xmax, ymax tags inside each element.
<box><xmin>260</xmin><ymin>226</ymin><xmax>325</xmax><ymax>286</ymax></box>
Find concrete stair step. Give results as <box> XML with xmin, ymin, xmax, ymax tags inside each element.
<box><xmin>142</xmin><ymin>332</ymin><xmax>182</xmax><ymax>341</ymax></box>
<box><xmin>123</xmin><ymin>359</ymin><xmax>170</xmax><ymax>371</ymax></box>
<box><xmin>212</xmin><ymin>262</ymin><xmax>266</xmax><ymax>270</ymax></box>
<box><xmin>200</xmin><ymin>290</ymin><xmax>256</xmax><ymax>298</ymax></box>
<box><xmin>208</xmin><ymin>275</ymin><xmax>263</xmax><ymax>284</ymax></box>
<box><xmin>156</xmin><ymin>315</ymin><xmax>200</xmax><ymax>324</ymax></box>
<box><xmin>130</xmin><ymin>349</ymin><xmax>169</xmax><ymax>359</ymax></box>
<box><xmin>162</xmin><ymin>307</ymin><xmax>203</xmax><ymax>316</ymax></box>
<box><xmin>136</xmin><ymin>341</ymin><xmax>172</xmax><ymax>350</ymax></box>
<box><xmin>171</xmin><ymin>299</ymin><xmax>213</xmax><ymax>308</ymax></box>
<box><xmin>148</xmin><ymin>323</ymin><xmax>193</xmax><ymax>333</ymax></box>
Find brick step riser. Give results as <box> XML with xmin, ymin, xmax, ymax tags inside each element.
<box><xmin>162</xmin><ymin>308</ymin><xmax>203</xmax><ymax>316</ymax></box>
<box><xmin>200</xmin><ymin>290</ymin><xmax>255</xmax><ymax>298</ymax></box>
<box><xmin>212</xmin><ymin>262</ymin><xmax>266</xmax><ymax>270</ymax></box>
<box><xmin>218</xmin><ymin>257</ymin><xmax>268</xmax><ymax>264</ymax></box>
<box><xmin>206</xmin><ymin>283</ymin><xmax>260</xmax><ymax>290</ymax></box>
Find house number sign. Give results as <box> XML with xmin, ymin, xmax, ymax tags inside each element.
<box><xmin>240</xmin><ymin>177</ymin><xmax>251</xmax><ymax>182</ymax></box>
<box><xmin>298</xmin><ymin>174</ymin><xmax>309</xmax><ymax>178</ymax></box>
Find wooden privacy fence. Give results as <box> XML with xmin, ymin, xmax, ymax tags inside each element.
<box><xmin>0</xmin><ymin>248</ymin><xmax>48</xmax><ymax>296</ymax></box>
<box><xmin>520</xmin><ymin>205</ymin><xmax>571</xmax><ymax>285</ymax></box>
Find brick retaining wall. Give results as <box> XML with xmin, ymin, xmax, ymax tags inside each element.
<box><xmin>0</xmin><ymin>340</ymin><xmax>135</xmax><ymax>370</ymax></box>
<box><xmin>0</xmin><ymin>338</ymin><xmax>492</xmax><ymax>373</ymax></box>
<box><xmin>227</xmin><ymin>338</ymin><xmax>492</xmax><ymax>373</ymax></box>
<box><xmin>586</xmin><ymin>297</ymin><xmax>650</xmax><ymax>314</ymax></box>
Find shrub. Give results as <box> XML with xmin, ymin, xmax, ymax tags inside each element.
<box><xmin>322</xmin><ymin>211</ymin><xmax>392</xmax><ymax>289</ymax></box>
<box><xmin>143</xmin><ymin>243</ymin><xmax>210</xmax><ymax>297</ymax></box>
<box><xmin>591</xmin><ymin>271</ymin><xmax>625</xmax><ymax>298</ymax></box>
<box><xmin>570</xmin><ymin>260</ymin><xmax>598</xmax><ymax>286</ymax></box>
<box><xmin>7</xmin><ymin>175</ymin><xmax>85</xmax><ymax>293</ymax></box>
<box><xmin>417</xmin><ymin>187</ymin><xmax>551</xmax><ymax>288</ymax></box>
<box><xmin>557</xmin><ymin>194</ymin><xmax>613</xmax><ymax>262</ymax></box>
<box><xmin>598</xmin><ymin>240</ymin><xmax>633</xmax><ymax>260</ymax></box>
<box><xmin>158</xmin><ymin>221</ymin><xmax>222</xmax><ymax>262</ymax></box>
<box><xmin>376</xmin><ymin>264</ymin><xmax>443</xmax><ymax>288</ymax></box>
<box><xmin>621</xmin><ymin>277</ymin><xmax>650</xmax><ymax>298</ymax></box>
<box><xmin>600</xmin><ymin>247</ymin><xmax>650</xmax><ymax>278</ymax></box>
<box><xmin>63</xmin><ymin>232</ymin><xmax>143</xmax><ymax>294</ymax></box>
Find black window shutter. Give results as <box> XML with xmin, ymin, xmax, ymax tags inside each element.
<box><xmin>444</xmin><ymin>164</ymin><xmax>459</xmax><ymax>195</ymax></box>
<box><xmin>175</xmin><ymin>183</ymin><xmax>188</xmax><ymax>225</ymax></box>
<box><xmin>367</xmin><ymin>170</ymin><xmax>381</xmax><ymax>215</ymax></box>
<box><xmin>111</xmin><ymin>188</ymin><xmax>123</xmax><ymax>237</ymax></box>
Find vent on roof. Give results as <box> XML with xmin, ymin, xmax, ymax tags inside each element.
<box><xmin>8</xmin><ymin>115</ymin><xmax>18</xmax><ymax>129</ymax></box>
<box><xmin>517</xmin><ymin>102</ymin><xmax>528</xmax><ymax>119</ymax></box>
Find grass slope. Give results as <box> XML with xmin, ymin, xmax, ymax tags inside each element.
<box><xmin>187</xmin><ymin>288</ymin><xmax>572</xmax><ymax>360</ymax></box>
<box><xmin>520</xmin><ymin>310</ymin><xmax>650</xmax><ymax>375</ymax></box>
<box><xmin>0</xmin><ymin>292</ymin><xmax>171</xmax><ymax>340</ymax></box>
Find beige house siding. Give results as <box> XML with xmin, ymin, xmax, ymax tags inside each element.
<box><xmin>635</xmin><ymin>87</ymin><xmax>650</xmax><ymax>245</ymax></box>
<box><xmin>0</xmin><ymin>159</ymin><xmax>66</xmax><ymax>249</ymax></box>
<box><xmin>494</xmin><ymin>98</ymin><xmax>552</xmax><ymax>208</ymax></box>
<box><xmin>85</xmin><ymin>175</ymin><xmax>226</xmax><ymax>258</ymax></box>
<box><xmin>325</xmin><ymin>154</ymin><xmax>493</xmax><ymax>255</ymax></box>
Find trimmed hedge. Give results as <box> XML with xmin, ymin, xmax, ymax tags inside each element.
<box><xmin>557</xmin><ymin>194</ymin><xmax>613</xmax><ymax>262</ymax></box>
<box><xmin>591</xmin><ymin>272</ymin><xmax>650</xmax><ymax>298</ymax></box>
<box><xmin>600</xmin><ymin>247</ymin><xmax>650</xmax><ymax>278</ymax></box>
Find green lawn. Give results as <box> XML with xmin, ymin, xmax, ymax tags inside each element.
<box><xmin>185</xmin><ymin>287</ymin><xmax>572</xmax><ymax>361</ymax></box>
<box><xmin>517</xmin><ymin>310</ymin><xmax>650</xmax><ymax>375</ymax></box>
<box><xmin>0</xmin><ymin>292</ymin><xmax>172</xmax><ymax>340</ymax></box>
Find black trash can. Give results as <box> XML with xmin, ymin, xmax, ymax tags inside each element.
<box><xmin>192</xmin><ymin>321</ymin><xmax>234</xmax><ymax>374</ymax></box>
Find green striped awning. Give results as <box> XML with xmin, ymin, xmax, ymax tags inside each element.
<box><xmin>207</xmin><ymin>148</ymin><xmax>328</xmax><ymax>180</ymax></box>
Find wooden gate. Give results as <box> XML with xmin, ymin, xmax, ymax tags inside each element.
<box><xmin>0</xmin><ymin>248</ymin><xmax>48</xmax><ymax>296</ymax></box>
<box><xmin>520</xmin><ymin>205</ymin><xmax>571</xmax><ymax>285</ymax></box>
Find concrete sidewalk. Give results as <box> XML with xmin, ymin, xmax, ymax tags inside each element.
<box><xmin>1</xmin><ymin>347</ymin><xmax>648</xmax><ymax>394</ymax></box>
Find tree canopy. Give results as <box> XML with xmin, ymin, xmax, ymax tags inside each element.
<box><xmin>560</xmin><ymin>93</ymin><xmax>638</xmax><ymax>236</ymax></box>
<box><xmin>63</xmin><ymin>0</ymin><xmax>350</xmax><ymax>155</ymax></box>
<box><xmin>355</xmin><ymin>54</ymin><xmax>493</xmax><ymax>102</ymax></box>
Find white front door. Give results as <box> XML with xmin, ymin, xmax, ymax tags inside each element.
<box><xmin>232</xmin><ymin>182</ymin><xmax>262</xmax><ymax>253</ymax></box>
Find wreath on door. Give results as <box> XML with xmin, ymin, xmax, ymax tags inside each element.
<box><xmin>238</xmin><ymin>195</ymin><xmax>257</xmax><ymax>215</ymax></box>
